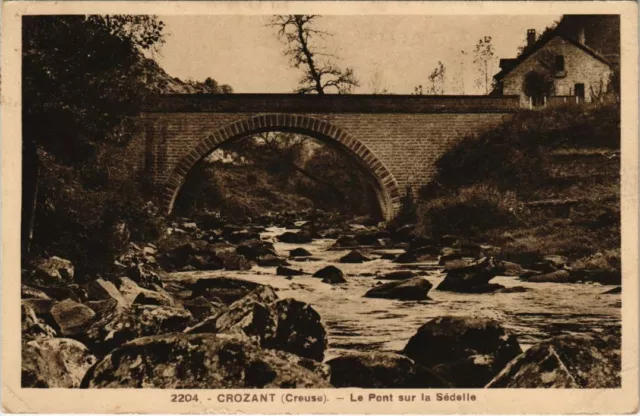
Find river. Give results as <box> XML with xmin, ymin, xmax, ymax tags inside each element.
<box><xmin>165</xmin><ymin>226</ymin><xmax>621</xmax><ymax>361</ymax></box>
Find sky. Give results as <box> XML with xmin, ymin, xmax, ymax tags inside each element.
<box><xmin>154</xmin><ymin>15</ymin><xmax>561</xmax><ymax>95</ymax></box>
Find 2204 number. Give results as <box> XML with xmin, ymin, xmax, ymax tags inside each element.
<box><xmin>171</xmin><ymin>394</ymin><xmax>199</xmax><ymax>403</ymax></box>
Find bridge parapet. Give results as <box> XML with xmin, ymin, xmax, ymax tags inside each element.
<box><xmin>142</xmin><ymin>94</ymin><xmax>521</xmax><ymax>114</ymax></box>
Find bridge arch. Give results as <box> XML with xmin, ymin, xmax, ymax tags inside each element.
<box><xmin>161</xmin><ymin>114</ymin><xmax>402</xmax><ymax>220</ymax></box>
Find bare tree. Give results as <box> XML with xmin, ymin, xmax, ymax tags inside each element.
<box><xmin>270</xmin><ymin>15</ymin><xmax>359</xmax><ymax>94</ymax></box>
<box><xmin>473</xmin><ymin>36</ymin><xmax>495</xmax><ymax>94</ymax></box>
<box><xmin>427</xmin><ymin>61</ymin><xmax>446</xmax><ymax>95</ymax></box>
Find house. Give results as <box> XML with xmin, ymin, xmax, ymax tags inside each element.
<box><xmin>493</xmin><ymin>16</ymin><xmax>617</xmax><ymax>108</ymax></box>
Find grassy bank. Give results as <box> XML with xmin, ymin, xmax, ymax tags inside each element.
<box><xmin>417</xmin><ymin>103</ymin><xmax>620</xmax><ymax>269</ymax></box>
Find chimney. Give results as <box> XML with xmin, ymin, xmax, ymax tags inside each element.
<box><xmin>578</xmin><ymin>27</ymin><xmax>586</xmax><ymax>44</ymax></box>
<box><xmin>527</xmin><ymin>29</ymin><xmax>536</xmax><ymax>47</ymax></box>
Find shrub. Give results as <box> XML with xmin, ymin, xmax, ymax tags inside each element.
<box><xmin>417</xmin><ymin>184</ymin><xmax>521</xmax><ymax>239</ymax></box>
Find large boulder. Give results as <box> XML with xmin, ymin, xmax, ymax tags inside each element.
<box><xmin>571</xmin><ymin>269</ymin><xmax>621</xmax><ymax>285</ymax></box>
<box><xmin>81</xmin><ymin>333</ymin><xmax>331</xmax><ymax>388</ymax></box>
<box><xmin>33</xmin><ymin>256</ymin><xmax>74</xmax><ymax>282</ymax></box>
<box><xmin>186</xmin><ymin>286</ymin><xmax>279</xmax><ymax>341</ymax></box>
<box><xmin>327</xmin><ymin>351</ymin><xmax>450</xmax><ymax>388</ymax></box>
<box><xmin>339</xmin><ymin>250</ymin><xmax>371</xmax><ymax>263</ymax></box>
<box><xmin>436</xmin><ymin>257</ymin><xmax>505</xmax><ymax>293</ymax></box>
<box><xmin>402</xmin><ymin>316</ymin><xmax>522</xmax><ymax>387</ymax></box>
<box><xmin>269</xmin><ymin>299</ymin><xmax>327</xmax><ymax>361</ymax></box>
<box><xmin>50</xmin><ymin>299</ymin><xmax>96</xmax><ymax>337</ymax></box>
<box><xmin>80</xmin><ymin>302</ymin><xmax>193</xmax><ymax>356</ymax></box>
<box><xmin>22</xmin><ymin>338</ymin><xmax>96</xmax><ymax>388</ymax></box>
<box><xmin>187</xmin><ymin>288</ymin><xmax>327</xmax><ymax>362</ymax></box>
<box><xmin>364</xmin><ymin>277</ymin><xmax>433</xmax><ymax>300</ymax></box>
<box><xmin>487</xmin><ymin>333</ymin><xmax>620</xmax><ymax>388</ymax></box>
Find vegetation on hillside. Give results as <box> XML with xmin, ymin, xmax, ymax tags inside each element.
<box><xmin>417</xmin><ymin>102</ymin><xmax>620</xmax><ymax>269</ymax></box>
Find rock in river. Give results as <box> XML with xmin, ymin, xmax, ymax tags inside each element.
<box><xmin>327</xmin><ymin>351</ymin><xmax>450</xmax><ymax>388</ymax></box>
<box><xmin>339</xmin><ymin>249</ymin><xmax>371</xmax><ymax>263</ymax></box>
<box><xmin>364</xmin><ymin>277</ymin><xmax>433</xmax><ymax>300</ymax></box>
<box><xmin>312</xmin><ymin>265</ymin><xmax>344</xmax><ymax>280</ymax></box>
<box><xmin>276</xmin><ymin>266</ymin><xmax>306</xmax><ymax>277</ymax></box>
<box><xmin>378</xmin><ymin>270</ymin><xmax>417</xmax><ymax>280</ymax></box>
<box><xmin>81</xmin><ymin>333</ymin><xmax>331</xmax><ymax>388</ymax></box>
<box><xmin>22</xmin><ymin>338</ymin><xmax>96</xmax><ymax>388</ymax></box>
<box><xmin>276</xmin><ymin>231</ymin><xmax>313</xmax><ymax>244</ymax></box>
<box><xmin>289</xmin><ymin>247</ymin><xmax>312</xmax><ymax>258</ymax></box>
<box><xmin>487</xmin><ymin>333</ymin><xmax>620</xmax><ymax>388</ymax></box>
<box><xmin>523</xmin><ymin>269</ymin><xmax>573</xmax><ymax>283</ymax></box>
<box><xmin>436</xmin><ymin>257</ymin><xmax>506</xmax><ymax>293</ymax></box>
<box><xmin>402</xmin><ymin>316</ymin><xmax>522</xmax><ymax>387</ymax></box>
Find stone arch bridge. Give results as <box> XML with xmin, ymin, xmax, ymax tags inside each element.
<box><xmin>129</xmin><ymin>94</ymin><xmax>519</xmax><ymax>220</ymax></box>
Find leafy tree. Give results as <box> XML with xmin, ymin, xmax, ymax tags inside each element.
<box><xmin>473</xmin><ymin>36</ymin><xmax>495</xmax><ymax>94</ymax></box>
<box><xmin>270</xmin><ymin>15</ymin><xmax>359</xmax><ymax>94</ymax></box>
<box><xmin>22</xmin><ymin>15</ymin><xmax>165</xmax><ymax>252</ymax></box>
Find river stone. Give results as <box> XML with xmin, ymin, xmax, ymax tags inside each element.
<box><xmin>276</xmin><ymin>266</ymin><xmax>305</xmax><ymax>277</ymax></box>
<box><xmin>34</xmin><ymin>256</ymin><xmax>74</xmax><ymax>282</ymax></box>
<box><xmin>364</xmin><ymin>277</ymin><xmax>433</xmax><ymax>300</ymax></box>
<box><xmin>81</xmin><ymin>302</ymin><xmax>193</xmax><ymax>356</ymax></box>
<box><xmin>289</xmin><ymin>248</ymin><xmax>312</xmax><ymax>258</ymax></box>
<box><xmin>236</xmin><ymin>239</ymin><xmax>276</xmax><ymax>260</ymax></box>
<box><xmin>22</xmin><ymin>338</ymin><xmax>96</xmax><ymax>388</ymax></box>
<box><xmin>226</xmin><ymin>230</ymin><xmax>260</xmax><ymax>244</ymax></box>
<box><xmin>276</xmin><ymin>231</ymin><xmax>313</xmax><ymax>244</ymax></box>
<box><xmin>487</xmin><ymin>333</ymin><xmax>621</xmax><ymax>388</ymax></box>
<box><xmin>115</xmin><ymin>276</ymin><xmax>173</xmax><ymax>307</ymax></box>
<box><xmin>321</xmin><ymin>273</ymin><xmax>347</xmax><ymax>284</ymax></box>
<box><xmin>571</xmin><ymin>269</ymin><xmax>621</xmax><ymax>285</ymax></box>
<box><xmin>257</xmin><ymin>254</ymin><xmax>290</xmax><ymax>267</ymax></box>
<box><xmin>22</xmin><ymin>285</ymin><xmax>51</xmax><ymax>300</ymax></box>
<box><xmin>436</xmin><ymin>257</ymin><xmax>505</xmax><ymax>293</ymax></box>
<box><xmin>501</xmin><ymin>261</ymin><xmax>526</xmax><ymax>276</ymax></box>
<box><xmin>378</xmin><ymin>271</ymin><xmax>417</xmax><ymax>280</ymax></box>
<box><xmin>524</xmin><ymin>269</ymin><xmax>573</xmax><ymax>283</ymax></box>
<box><xmin>312</xmin><ymin>265</ymin><xmax>344</xmax><ymax>280</ymax></box>
<box><xmin>133</xmin><ymin>290</ymin><xmax>175</xmax><ymax>306</ymax></box>
<box><xmin>86</xmin><ymin>278</ymin><xmax>128</xmax><ymax>308</ymax></box>
<box><xmin>339</xmin><ymin>249</ymin><xmax>371</xmax><ymax>263</ymax></box>
<box><xmin>22</xmin><ymin>303</ymin><xmax>57</xmax><ymax>341</ymax></box>
<box><xmin>332</xmin><ymin>236</ymin><xmax>359</xmax><ymax>248</ymax></box>
<box><xmin>186</xmin><ymin>286</ymin><xmax>279</xmax><ymax>341</ymax></box>
<box><xmin>402</xmin><ymin>316</ymin><xmax>522</xmax><ymax>387</ymax></box>
<box><xmin>189</xmin><ymin>277</ymin><xmax>262</xmax><ymax>305</ymax></box>
<box><xmin>603</xmin><ymin>286</ymin><xmax>621</xmax><ymax>294</ymax></box>
<box><xmin>327</xmin><ymin>351</ymin><xmax>450</xmax><ymax>388</ymax></box>
<box><xmin>182</xmin><ymin>296</ymin><xmax>222</xmax><ymax>321</ymax></box>
<box><xmin>81</xmin><ymin>333</ymin><xmax>331</xmax><ymax>388</ymax></box>
<box><xmin>50</xmin><ymin>299</ymin><xmax>96</xmax><ymax>337</ymax></box>
<box><xmin>269</xmin><ymin>299</ymin><xmax>327</xmax><ymax>361</ymax></box>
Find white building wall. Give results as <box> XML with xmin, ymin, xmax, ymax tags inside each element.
<box><xmin>502</xmin><ymin>37</ymin><xmax>613</xmax><ymax>107</ymax></box>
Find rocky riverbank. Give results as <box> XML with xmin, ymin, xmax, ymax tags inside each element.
<box><xmin>21</xmin><ymin>209</ymin><xmax>621</xmax><ymax>389</ymax></box>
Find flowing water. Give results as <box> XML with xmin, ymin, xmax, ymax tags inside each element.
<box><xmin>166</xmin><ymin>226</ymin><xmax>621</xmax><ymax>361</ymax></box>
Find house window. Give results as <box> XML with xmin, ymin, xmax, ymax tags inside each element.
<box><xmin>555</xmin><ymin>55</ymin><xmax>565</xmax><ymax>72</ymax></box>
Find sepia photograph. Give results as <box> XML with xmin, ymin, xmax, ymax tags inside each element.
<box><xmin>2</xmin><ymin>1</ymin><xmax>638</xmax><ymax>413</ymax></box>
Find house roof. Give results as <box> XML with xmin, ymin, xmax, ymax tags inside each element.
<box><xmin>493</xmin><ymin>33</ymin><xmax>613</xmax><ymax>81</ymax></box>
